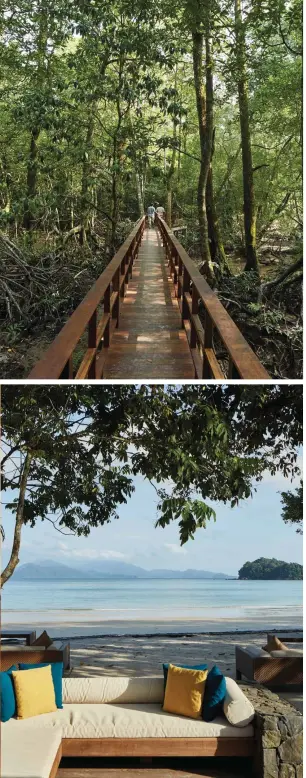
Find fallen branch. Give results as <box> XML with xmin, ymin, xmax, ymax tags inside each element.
<box><xmin>259</xmin><ymin>257</ymin><xmax>303</xmax><ymax>301</ymax></box>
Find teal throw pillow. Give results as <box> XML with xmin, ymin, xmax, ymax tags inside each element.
<box><xmin>202</xmin><ymin>665</ymin><xmax>226</xmax><ymax>721</ymax></box>
<box><xmin>19</xmin><ymin>662</ymin><xmax>63</xmax><ymax>708</ymax></box>
<box><xmin>0</xmin><ymin>665</ymin><xmax>18</xmax><ymax>722</ymax></box>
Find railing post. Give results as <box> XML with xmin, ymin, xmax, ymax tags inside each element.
<box><xmin>177</xmin><ymin>257</ymin><xmax>182</xmax><ymax>300</ymax></box>
<box><xmin>182</xmin><ymin>267</ymin><xmax>189</xmax><ymax>326</ymax></box>
<box><xmin>88</xmin><ymin>309</ymin><xmax>97</xmax><ymax>378</ymax></box>
<box><xmin>173</xmin><ymin>251</ymin><xmax>178</xmax><ymax>288</ymax></box>
<box><xmin>228</xmin><ymin>359</ymin><xmax>240</xmax><ymax>379</ymax></box>
<box><xmin>127</xmin><ymin>244</ymin><xmax>133</xmax><ymax>280</ymax></box>
<box><xmin>113</xmin><ymin>267</ymin><xmax>120</xmax><ymax>327</ymax></box>
<box><xmin>104</xmin><ymin>285</ymin><xmax>111</xmax><ymax>347</ymax></box>
<box><xmin>120</xmin><ymin>258</ymin><xmax>125</xmax><ymax>298</ymax></box>
<box><xmin>60</xmin><ymin>357</ymin><xmax>73</xmax><ymax>379</ymax></box>
<box><xmin>190</xmin><ymin>284</ymin><xmax>198</xmax><ymax>348</ymax></box>
<box><xmin>203</xmin><ymin>312</ymin><xmax>213</xmax><ymax>378</ymax></box>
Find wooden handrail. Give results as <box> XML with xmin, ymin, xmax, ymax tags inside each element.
<box><xmin>28</xmin><ymin>217</ymin><xmax>145</xmax><ymax>379</ymax></box>
<box><xmin>155</xmin><ymin>214</ymin><xmax>269</xmax><ymax>379</ymax></box>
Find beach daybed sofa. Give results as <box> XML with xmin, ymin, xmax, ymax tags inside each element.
<box><xmin>1</xmin><ymin>675</ymin><xmax>255</xmax><ymax>778</ymax></box>
<box><xmin>235</xmin><ymin>644</ymin><xmax>303</xmax><ymax>687</ymax></box>
<box><xmin>1</xmin><ymin>641</ymin><xmax>71</xmax><ymax>672</ymax></box>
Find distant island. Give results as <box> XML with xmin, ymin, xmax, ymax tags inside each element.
<box><xmin>238</xmin><ymin>557</ymin><xmax>303</xmax><ymax>580</ymax></box>
<box><xmin>12</xmin><ymin>560</ymin><xmax>236</xmax><ymax>581</ymax></box>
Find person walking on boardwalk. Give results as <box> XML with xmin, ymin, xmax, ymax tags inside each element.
<box><xmin>147</xmin><ymin>204</ymin><xmax>155</xmax><ymax>228</ymax></box>
<box><xmin>156</xmin><ymin>204</ymin><xmax>165</xmax><ymax>220</ymax></box>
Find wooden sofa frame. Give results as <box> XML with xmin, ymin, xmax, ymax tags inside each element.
<box><xmin>49</xmin><ymin>745</ymin><xmax>62</xmax><ymax>778</ymax></box>
<box><xmin>61</xmin><ymin>736</ymin><xmax>254</xmax><ymax>758</ymax></box>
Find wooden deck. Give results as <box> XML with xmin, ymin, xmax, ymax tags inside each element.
<box><xmin>103</xmin><ymin>228</ymin><xmax>194</xmax><ymax>379</ymax></box>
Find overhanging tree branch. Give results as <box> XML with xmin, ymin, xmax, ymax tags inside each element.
<box><xmin>1</xmin><ymin>451</ymin><xmax>33</xmax><ymax>585</ymax></box>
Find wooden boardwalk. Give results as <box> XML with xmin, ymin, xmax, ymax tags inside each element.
<box><xmin>28</xmin><ymin>216</ymin><xmax>269</xmax><ymax>380</ymax></box>
<box><xmin>103</xmin><ymin>228</ymin><xmax>194</xmax><ymax>379</ymax></box>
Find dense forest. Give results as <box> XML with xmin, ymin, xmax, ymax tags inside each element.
<box><xmin>0</xmin><ymin>0</ymin><xmax>302</xmax><ymax>377</ymax></box>
<box><xmin>238</xmin><ymin>557</ymin><xmax>303</xmax><ymax>579</ymax></box>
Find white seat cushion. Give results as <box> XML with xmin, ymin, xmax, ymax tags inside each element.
<box><xmin>1</xmin><ymin>726</ymin><xmax>61</xmax><ymax>778</ymax></box>
<box><xmin>270</xmin><ymin>649</ymin><xmax>303</xmax><ymax>657</ymax></box>
<box><xmin>3</xmin><ymin>702</ymin><xmax>254</xmax><ymax>739</ymax></box>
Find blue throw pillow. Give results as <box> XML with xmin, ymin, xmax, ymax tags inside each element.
<box><xmin>202</xmin><ymin>665</ymin><xmax>226</xmax><ymax>721</ymax></box>
<box><xmin>0</xmin><ymin>665</ymin><xmax>18</xmax><ymax>722</ymax></box>
<box><xmin>19</xmin><ymin>662</ymin><xmax>63</xmax><ymax>708</ymax></box>
<box><xmin>163</xmin><ymin>662</ymin><xmax>208</xmax><ymax>690</ymax></box>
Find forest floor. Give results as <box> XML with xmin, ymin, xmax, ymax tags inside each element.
<box><xmin>0</xmin><ymin>224</ymin><xmax>302</xmax><ymax>379</ymax></box>
<box><xmin>216</xmin><ymin>252</ymin><xmax>302</xmax><ymax>379</ymax></box>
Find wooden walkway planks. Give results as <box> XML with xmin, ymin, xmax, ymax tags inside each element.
<box><xmin>103</xmin><ymin>228</ymin><xmax>194</xmax><ymax>379</ymax></box>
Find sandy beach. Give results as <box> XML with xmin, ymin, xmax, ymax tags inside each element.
<box><xmin>60</xmin><ymin>630</ymin><xmax>302</xmax><ymax>678</ymax></box>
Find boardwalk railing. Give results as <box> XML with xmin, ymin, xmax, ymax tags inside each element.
<box><xmin>28</xmin><ymin>217</ymin><xmax>145</xmax><ymax>379</ymax></box>
<box><xmin>156</xmin><ymin>215</ymin><xmax>269</xmax><ymax>379</ymax></box>
<box><xmin>28</xmin><ymin>214</ymin><xmax>269</xmax><ymax>379</ymax></box>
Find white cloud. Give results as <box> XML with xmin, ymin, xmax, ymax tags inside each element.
<box><xmin>164</xmin><ymin>543</ymin><xmax>187</xmax><ymax>555</ymax></box>
<box><xmin>59</xmin><ymin>547</ymin><xmax>127</xmax><ymax>560</ymax></box>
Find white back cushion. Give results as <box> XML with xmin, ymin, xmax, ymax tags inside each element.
<box><xmin>223</xmin><ymin>677</ymin><xmax>255</xmax><ymax>727</ymax></box>
<box><xmin>63</xmin><ymin>676</ymin><xmax>164</xmax><ymax>704</ymax></box>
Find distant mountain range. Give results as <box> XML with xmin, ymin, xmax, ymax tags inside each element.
<box><xmin>13</xmin><ymin>560</ymin><xmax>236</xmax><ymax>580</ymax></box>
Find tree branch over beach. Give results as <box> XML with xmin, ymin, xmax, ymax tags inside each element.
<box><xmin>1</xmin><ymin>385</ymin><xmax>302</xmax><ymax>585</ymax></box>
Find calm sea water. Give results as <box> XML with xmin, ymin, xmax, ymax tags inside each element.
<box><xmin>2</xmin><ymin>579</ymin><xmax>303</xmax><ymax>637</ymax></box>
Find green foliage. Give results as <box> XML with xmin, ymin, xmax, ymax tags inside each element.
<box><xmin>0</xmin><ymin>0</ymin><xmax>302</xmax><ymax>375</ymax></box>
<box><xmin>238</xmin><ymin>557</ymin><xmax>302</xmax><ymax>580</ymax></box>
<box><xmin>281</xmin><ymin>481</ymin><xmax>303</xmax><ymax>534</ymax></box>
<box><xmin>1</xmin><ymin>385</ymin><xmax>302</xmax><ymax>566</ymax></box>
<box><xmin>0</xmin><ymin>0</ymin><xmax>302</xmax><ymax>246</ymax></box>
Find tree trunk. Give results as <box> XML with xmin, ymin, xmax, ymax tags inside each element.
<box><xmin>204</xmin><ymin>53</ymin><xmax>230</xmax><ymax>280</ymax></box>
<box><xmin>23</xmin><ymin>4</ymin><xmax>48</xmax><ymax>231</ymax></box>
<box><xmin>107</xmin><ymin>54</ymin><xmax>126</xmax><ymax>256</ymax></box>
<box><xmin>206</xmin><ymin>165</ymin><xmax>231</xmax><ymax>277</ymax></box>
<box><xmin>128</xmin><ymin>111</ymin><xmax>144</xmax><ymax>217</ymax></box>
<box><xmin>109</xmin><ymin>133</ymin><xmax>120</xmax><ymax>253</ymax></box>
<box><xmin>192</xmin><ymin>29</ymin><xmax>214</xmax><ymax>284</ymax></box>
<box><xmin>166</xmin><ymin>122</ymin><xmax>177</xmax><ymax>228</ymax></box>
<box><xmin>23</xmin><ymin>128</ymin><xmax>40</xmax><ymax>230</ymax></box>
<box><xmin>79</xmin><ymin>117</ymin><xmax>95</xmax><ymax>245</ymax></box>
<box><xmin>136</xmin><ymin>175</ymin><xmax>144</xmax><ymax>218</ymax></box>
<box><xmin>235</xmin><ymin>0</ymin><xmax>259</xmax><ymax>273</ymax></box>
<box><xmin>1</xmin><ymin>452</ymin><xmax>33</xmax><ymax>586</ymax></box>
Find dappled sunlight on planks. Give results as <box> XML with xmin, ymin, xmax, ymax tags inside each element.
<box><xmin>103</xmin><ymin>227</ymin><xmax>194</xmax><ymax>378</ymax></box>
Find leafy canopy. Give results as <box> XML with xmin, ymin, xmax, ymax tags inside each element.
<box><xmin>281</xmin><ymin>481</ymin><xmax>303</xmax><ymax>534</ymax></box>
<box><xmin>1</xmin><ymin>384</ymin><xmax>302</xmax><ymax>546</ymax></box>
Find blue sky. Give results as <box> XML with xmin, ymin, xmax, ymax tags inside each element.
<box><xmin>2</xmin><ymin>458</ymin><xmax>302</xmax><ymax>576</ymax></box>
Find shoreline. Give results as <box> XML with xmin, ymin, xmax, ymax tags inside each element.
<box><xmin>2</xmin><ymin>620</ymin><xmax>303</xmax><ymax>640</ymax></box>
<box><xmin>54</xmin><ymin>627</ymin><xmax>303</xmax><ymax>641</ymax></box>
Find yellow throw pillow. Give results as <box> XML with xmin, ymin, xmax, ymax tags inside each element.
<box><xmin>163</xmin><ymin>663</ymin><xmax>208</xmax><ymax>719</ymax></box>
<box><xmin>263</xmin><ymin>636</ymin><xmax>288</xmax><ymax>653</ymax></box>
<box><xmin>12</xmin><ymin>665</ymin><xmax>57</xmax><ymax>719</ymax></box>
